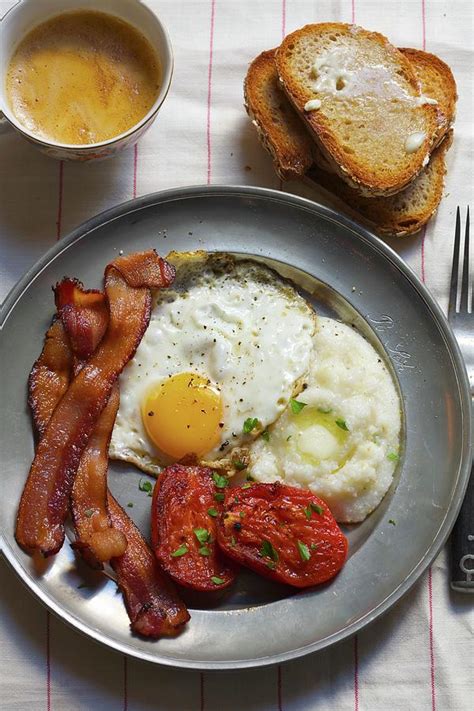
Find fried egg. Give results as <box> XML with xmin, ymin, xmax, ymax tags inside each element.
<box><xmin>249</xmin><ymin>317</ymin><xmax>401</xmax><ymax>523</ymax></box>
<box><xmin>109</xmin><ymin>252</ymin><xmax>317</xmax><ymax>474</ymax></box>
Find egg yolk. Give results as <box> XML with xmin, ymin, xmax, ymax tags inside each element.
<box><xmin>141</xmin><ymin>372</ymin><xmax>223</xmax><ymax>459</ymax></box>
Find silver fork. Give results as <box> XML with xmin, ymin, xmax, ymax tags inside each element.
<box><xmin>448</xmin><ymin>207</ymin><xmax>473</xmax><ymax>592</ymax></box>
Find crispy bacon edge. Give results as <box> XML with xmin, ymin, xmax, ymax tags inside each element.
<box><xmin>54</xmin><ymin>278</ymin><xmax>109</xmax><ymax>361</ymax></box>
<box><xmin>15</xmin><ymin>251</ymin><xmax>176</xmax><ymax>557</ymax></box>
<box><xmin>108</xmin><ymin>494</ymin><xmax>190</xmax><ymax>636</ymax></box>
<box><xmin>70</xmin><ymin>384</ymin><xmax>128</xmax><ymax>567</ymax></box>
<box><xmin>28</xmin><ymin>318</ymin><xmax>73</xmax><ymax>440</ymax></box>
<box><xmin>21</xmin><ymin>252</ymin><xmax>188</xmax><ymax>637</ymax></box>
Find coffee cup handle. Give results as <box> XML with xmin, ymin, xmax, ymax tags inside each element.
<box><xmin>0</xmin><ymin>111</ymin><xmax>13</xmax><ymax>134</ymax></box>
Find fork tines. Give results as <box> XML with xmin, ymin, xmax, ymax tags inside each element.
<box><xmin>449</xmin><ymin>207</ymin><xmax>472</xmax><ymax>318</ymax></box>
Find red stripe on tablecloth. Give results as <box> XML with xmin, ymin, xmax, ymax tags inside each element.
<box><xmin>421</xmin><ymin>0</ymin><xmax>427</xmax><ymax>50</ymax></box>
<box><xmin>133</xmin><ymin>144</ymin><xmax>139</xmax><ymax>199</ymax></box>
<box><xmin>206</xmin><ymin>0</ymin><xmax>216</xmax><ymax>184</ymax></box>
<box><xmin>46</xmin><ymin>611</ymin><xmax>51</xmax><ymax>711</ymax></box>
<box><xmin>420</xmin><ymin>224</ymin><xmax>427</xmax><ymax>282</ymax></box>
<box><xmin>428</xmin><ymin>568</ymin><xmax>436</xmax><ymax>710</ymax></box>
<box><xmin>200</xmin><ymin>672</ymin><xmax>205</xmax><ymax>711</ymax></box>
<box><xmin>354</xmin><ymin>634</ymin><xmax>359</xmax><ymax>711</ymax></box>
<box><xmin>56</xmin><ymin>161</ymin><xmax>64</xmax><ymax>240</ymax></box>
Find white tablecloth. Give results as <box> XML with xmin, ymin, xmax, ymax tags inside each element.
<box><xmin>1</xmin><ymin>1</ymin><xmax>472</xmax><ymax>709</ymax></box>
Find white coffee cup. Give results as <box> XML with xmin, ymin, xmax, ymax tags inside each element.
<box><xmin>0</xmin><ymin>0</ymin><xmax>173</xmax><ymax>161</ymax></box>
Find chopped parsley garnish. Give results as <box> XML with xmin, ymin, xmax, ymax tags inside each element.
<box><xmin>193</xmin><ymin>528</ymin><xmax>210</xmax><ymax>544</ymax></box>
<box><xmin>243</xmin><ymin>417</ymin><xmax>260</xmax><ymax>434</ymax></box>
<box><xmin>211</xmin><ymin>576</ymin><xmax>225</xmax><ymax>585</ymax></box>
<box><xmin>260</xmin><ymin>539</ymin><xmax>279</xmax><ymax>562</ymax></box>
<box><xmin>388</xmin><ymin>519</ymin><xmax>397</xmax><ymax>526</ymax></box>
<box><xmin>335</xmin><ymin>418</ymin><xmax>349</xmax><ymax>431</ymax></box>
<box><xmin>127</xmin><ymin>502</ymin><xmax>134</xmax><ymax>508</ymax></box>
<box><xmin>246</xmin><ymin>473</ymin><xmax>255</xmax><ymax>481</ymax></box>
<box><xmin>207</xmin><ymin>507</ymin><xmax>218</xmax><ymax>518</ymax></box>
<box><xmin>310</xmin><ymin>543</ymin><xmax>318</xmax><ymax>551</ymax></box>
<box><xmin>286</xmin><ymin>435</ymin><xmax>292</xmax><ymax>441</ymax></box>
<box><xmin>297</xmin><ymin>540</ymin><xmax>311</xmax><ymax>562</ymax></box>
<box><xmin>199</xmin><ymin>545</ymin><xmax>211</xmax><ymax>556</ymax></box>
<box><xmin>84</xmin><ymin>508</ymin><xmax>94</xmax><ymax>518</ymax></box>
<box><xmin>212</xmin><ymin>472</ymin><xmax>229</xmax><ymax>489</ymax></box>
<box><xmin>310</xmin><ymin>502</ymin><xmax>324</xmax><ymax>516</ymax></box>
<box><xmin>231</xmin><ymin>535</ymin><xmax>237</xmax><ymax>547</ymax></box>
<box><xmin>290</xmin><ymin>399</ymin><xmax>307</xmax><ymax>415</ymax></box>
<box><xmin>139</xmin><ymin>479</ymin><xmax>153</xmax><ymax>496</ymax></box>
<box><xmin>234</xmin><ymin>460</ymin><xmax>247</xmax><ymax>471</ymax></box>
<box><xmin>317</xmin><ymin>406</ymin><xmax>332</xmax><ymax>414</ymax></box>
<box><xmin>171</xmin><ymin>544</ymin><xmax>188</xmax><ymax>557</ymax></box>
<box><xmin>261</xmin><ymin>429</ymin><xmax>270</xmax><ymax>442</ymax></box>
<box><xmin>266</xmin><ymin>561</ymin><xmax>277</xmax><ymax>570</ymax></box>
<box><xmin>387</xmin><ymin>452</ymin><xmax>399</xmax><ymax>462</ymax></box>
<box><xmin>242</xmin><ymin>482</ymin><xmax>252</xmax><ymax>489</ymax></box>
<box><xmin>214</xmin><ymin>492</ymin><xmax>225</xmax><ymax>502</ymax></box>
<box><xmin>303</xmin><ymin>505</ymin><xmax>312</xmax><ymax>520</ymax></box>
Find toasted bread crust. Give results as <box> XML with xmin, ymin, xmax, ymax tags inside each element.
<box><xmin>306</xmin><ymin>132</ymin><xmax>452</xmax><ymax>236</ymax></box>
<box><xmin>244</xmin><ymin>49</ymin><xmax>316</xmax><ymax>180</ymax></box>
<box><xmin>399</xmin><ymin>47</ymin><xmax>457</xmax><ymax>144</ymax></box>
<box><xmin>275</xmin><ymin>23</ymin><xmax>439</xmax><ymax>196</ymax></box>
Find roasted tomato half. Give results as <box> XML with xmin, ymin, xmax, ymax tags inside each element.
<box><xmin>151</xmin><ymin>464</ymin><xmax>236</xmax><ymax>592</ymax></box>
<box><xmin>217</xmin><ymin>483</ymin><xmax>347</xmax><ymax>588</ymax></box>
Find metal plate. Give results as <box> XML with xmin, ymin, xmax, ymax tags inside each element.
<box><xmin>0</xmin><ymin>186</ymin><xmax>471</xmax><ymax>670</ymax></box>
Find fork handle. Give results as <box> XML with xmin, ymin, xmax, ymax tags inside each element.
<box><xmin>451</xmin><ymin>458</ymin><xmax>474</xmax><ymax>592</ymax></box>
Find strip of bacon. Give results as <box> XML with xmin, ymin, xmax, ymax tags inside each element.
<box><xmin>108</xmin><ymin>494</ymin><xmax>190</xmax><ymax>636</ymax></box>
<box><xmin>28</xmin><ymin>319</ymin><xmax>73</xmax><ymax>439</ymax></box>
<box><xmin>54</xmin><ymin>278</ymin><xmax>127</xmax><ymax>566</ymax></box>
<box><xmin>54</xmin><ymin>278</ymin><xmax>108</xmax><ymax>361</ymax></box>
<box><xmin>16</xmin><ymin>251</ymin><xmax>175</xmax><ymax>556</ymax></box>
<box><xmin>70</xmin><ymin>384</ymin><xmax>128</xmax><ymax>567</ymax></box>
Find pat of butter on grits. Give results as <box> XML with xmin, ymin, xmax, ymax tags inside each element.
<box><xmin>297</xmin><ymin>425</ymin><xmax>339</xmax><ymax>459</ymax></box>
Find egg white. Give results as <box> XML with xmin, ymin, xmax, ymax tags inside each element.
<box><xmin>109</xmin><ymin>252</ymin><xmax>317</xmax><ymax>474</ymax></box>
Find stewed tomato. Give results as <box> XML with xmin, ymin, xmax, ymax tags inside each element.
<box><xmin>151</xmin><ymin>464</ymin><xmax>236</xmax><ymax>591</ymax></box>
<box><xmin>216</xmin><ymin>482</ymin><xmax>347</xmax><ymax>588</ymax></box>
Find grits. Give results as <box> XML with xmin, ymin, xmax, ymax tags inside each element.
<box><xmin>249</xmin><ymin>317</ymin><xmax>401</xmax><ymax>523</ymax></box>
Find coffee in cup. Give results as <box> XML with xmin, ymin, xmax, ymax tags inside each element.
<box><xmin>6</xmin><ymin>9</ymin><xmax>162</xmax><ymax>146</ymax></box>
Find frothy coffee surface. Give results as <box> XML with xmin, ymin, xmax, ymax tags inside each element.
<box><xmin>6</xmin><ymin>11</ymin><xmax>161</xmax><ymax>145</ymax></box>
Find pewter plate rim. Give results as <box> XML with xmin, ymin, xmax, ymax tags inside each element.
<box><xmin>0</xmin><ymin>185</ymin><xmax>471</xmax><ymax>670</ymax></box>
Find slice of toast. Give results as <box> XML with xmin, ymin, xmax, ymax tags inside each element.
<box><xmin>244</xmin><ymin>48</ymin><xmax>455</xmax><ymax>236</ymax></box>
<box><xmin>275</xmin><ymin>23</ymin><xmax>439</xmax><ymax>196</ymax></box>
